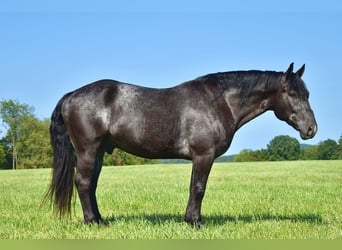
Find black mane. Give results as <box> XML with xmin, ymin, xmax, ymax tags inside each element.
<box><xmin>199</xmin><ymin>70</ymin><xmax>309</xmax><ymax>101</ymax></box>
<box><xmin>200</xmin><ymin>70</ymin><xmax>281</xmax><ymax>91</ymax></box>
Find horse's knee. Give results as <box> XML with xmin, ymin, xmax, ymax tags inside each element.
<box><xmin>75</xmin><ymin>172</ymin><xmax>91</xmax><ymax>192</ymax></box>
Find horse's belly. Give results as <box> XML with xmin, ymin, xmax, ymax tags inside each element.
<box><xmin>109</xmin><ymin>120</ymin><xmax>190</xmax><ymax>159</ymax></box>
<box><xmin>115</xmin><ymin>138</ymin><xmax>190</xmax><ymax>160</ymax></box>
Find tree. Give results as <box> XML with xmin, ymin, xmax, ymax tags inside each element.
<box><xmin>267</xmin><ymin>135</ymin><xmax>300</xmax><ymax>161</ymax></box>
<box><xmin>317</xmin><ymin>139</ymin><xmax>339</xmax><ymax>160</ymax></box>
<box><xmin>103</xmin><ymin>148</ymin><xmax>160</xmax><ymax>166</ymax></box>
<box><xmin>300</xmin><ymin>145</ymin><xmax>318</xmax><ymax>160</ymax></box>
<box><xmin>0</xmin><ymin>100</ymin><xmax>35</xmax><ymax>169</ymax></box>
<box><xmin>339</xmin><ymin>136</ymin><xmax>342</xmax><ymax>159</ymax></box>
<box><xmin>0</xmin><ymin>142</ymin><xmax>7</xmax><ymax>168</ymax></box>
<box><xmin>0</xmin><ymin>138</ymin><xmax>12</xmax><ymax>169</ymax></box>
<box><xmin>234</xmin><ymin>149</ymin><xmax>268</xmax><ymax>162</ymax></box>
<box><xmin>16</xmin><ymin>117</ymin><xmax>52</xmax><ymax>168</ymax></box>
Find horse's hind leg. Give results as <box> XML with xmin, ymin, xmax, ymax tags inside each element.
<box><xmin>75</xmin><ymin>148</ymin><xmax>105</xmax><ymax>224</ymax></box>
<box><xmin>90</xmin><ymin>151</ymin><xmax>106</xmax><ymax>224</ymax></box>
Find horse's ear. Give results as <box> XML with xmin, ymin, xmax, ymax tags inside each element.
<box><xmin>295</xmin><ymin>64</ymin><xmax>305</xmax><ymax>78</ymax></box>
<box><xmin>281</xmin><ymin>63</ymin><xmax>294</xmax><ymax>85</ymax></box>
<box><xmin>285</xmin><ymin>63</ymin><xmax>294</xmax><ymax>78</ymax></box>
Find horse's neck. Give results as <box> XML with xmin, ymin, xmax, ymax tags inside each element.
<box><xmin>224</xmin><ymin>85</ymin><xmax>276</xmax><ymax>130</ymax></box>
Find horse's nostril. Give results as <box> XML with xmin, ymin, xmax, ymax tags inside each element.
<box><xmin>307</xmin><ymin>125</ymin><xmax>317</xmax><ymax>137</ymax></box>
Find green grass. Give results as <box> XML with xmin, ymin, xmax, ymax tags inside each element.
<box><xmin>0</xmin><ymin>161</ymin><xmax>341</xmax><ymax>239</ymax></box>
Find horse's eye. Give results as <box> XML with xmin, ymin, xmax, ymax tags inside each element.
<box><xmin>288</xmin><ymin>91</ymin><xmax>296</xmax><ymax>97</ymax></box>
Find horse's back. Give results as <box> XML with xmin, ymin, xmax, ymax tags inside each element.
<box><xmin>60</xmin><ymin>79</ymin><xmax>194</xmax><ymax>158</ymax></box>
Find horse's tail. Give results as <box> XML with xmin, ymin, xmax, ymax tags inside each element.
<box><xmin>45</xmin><ymin>94</ymin><xmax>75</xmax><ymax>217</ymax></box>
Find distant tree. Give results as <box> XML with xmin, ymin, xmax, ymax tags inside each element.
<box><xmin>234</xmin><ymin>149</ymin><xmax>251</xmax><ymax>162</ymax></box>
<box><xmin>234</xmin><ymin>149</ymin><xmax>268</xmax><ymax>162</ymax></box>
<box><xmin>300</xmin><ymin>145</ymin><xmax>318</xmax><ymax>160</ymax></box>
<box><xmin>103</xmin><ymin>148</ymin><xmax>160</xmax><ymax>166</ymax></box>
<box><xmin>0</xmin><ymin>100</ymin><xmax>35</xmax><ymax>169</ymax></box>
<box><xmin>16</xmin><ymin>117</ymin><xmax>52</xmax><ymax>168</ymax></box>
<box><xmin>267</xmin><ymin>135</ymin><xmax>300</xmax><ymax>161</ymax></box>
<box><xmin>317</xmin><ymin>139</ymin><xmax>339</xmax><ymax>160</ymax></box>
<box><xmin>0</xmin><ymin>137</ymin><xmax>12</xmax><ymax>169</ymax></box>
<box><xmin>103</xmin><ymin>149</ymin><xmax>124</xmax><ymax>166</ymax></box>
<box><xmin>339</xmin><ymin>136</ymin><xmax>342</xmax><ymax>159</ymax></box>
<box><xmin>0</xmin><ymin>142</ymin><xmax>7</xmax><ymax>168</ymax></box>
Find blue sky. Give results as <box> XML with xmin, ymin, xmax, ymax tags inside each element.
<box><xmin>1</xmin><ymin>1</ymin><xmax>341</xmax><ymax>154</ymax></box>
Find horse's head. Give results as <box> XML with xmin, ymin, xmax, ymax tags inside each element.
<box><xmin>273</xmin><ymin>63</ymin><xmax>317</xmax><ymax>140</ymax></box>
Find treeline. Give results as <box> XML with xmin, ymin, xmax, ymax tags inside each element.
<box><xmin>234</xmin><ymin>135</ymin><xmax>342</xmax><ymax>162</ymax></box>
<box><xmin>0</xmin><ymin>99</ymin><xmax>159</xmax><ymax>169</ymax></box>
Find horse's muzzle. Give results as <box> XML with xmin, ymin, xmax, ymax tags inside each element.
<box><xmin>300</xmin><ymin>124</ymin><xmax>317</xmax><ymax>140</ymax></box>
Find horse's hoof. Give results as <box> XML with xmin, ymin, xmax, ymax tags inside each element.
<box><xmin>84</xmin><ymin>217</ymin><xmax>108</xmax><ymax>226</ymax></box>
<box><xmin>184</xmin><ymin>218</ymin><xmax>203</xmax><ymax>228</ymax></box>
<box><xmin>98</xmin><ymin>219</ymin><xmax>109</xmax><ymax>226</ymax></box>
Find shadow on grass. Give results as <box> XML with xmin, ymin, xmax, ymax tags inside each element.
<box><xmin>105</xmin><ymin>212</ymin><xmax>323</xmax><ymax>226</ymax></box>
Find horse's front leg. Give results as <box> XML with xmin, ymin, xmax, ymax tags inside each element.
<box><xmin>185</xmin><ymin>153</ymin><xmax>214</xmax><ymax>226</ymax></box>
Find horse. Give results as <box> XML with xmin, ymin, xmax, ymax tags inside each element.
<box><xmin>46</xmin><ymin>63</ymin><xmax>317</xmax><ymax>225</ymax></box>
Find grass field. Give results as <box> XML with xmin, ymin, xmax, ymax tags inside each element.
<box><xmin>0</xmin><ymin>160</ymin><xmax>341</xmax><ymax>239</ymax></box>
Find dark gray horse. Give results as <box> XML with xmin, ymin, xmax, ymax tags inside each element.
<box><xmin>47</xmin><ymin>63</ymin><xmax>317</xmax><ymax>225</ymax></box>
